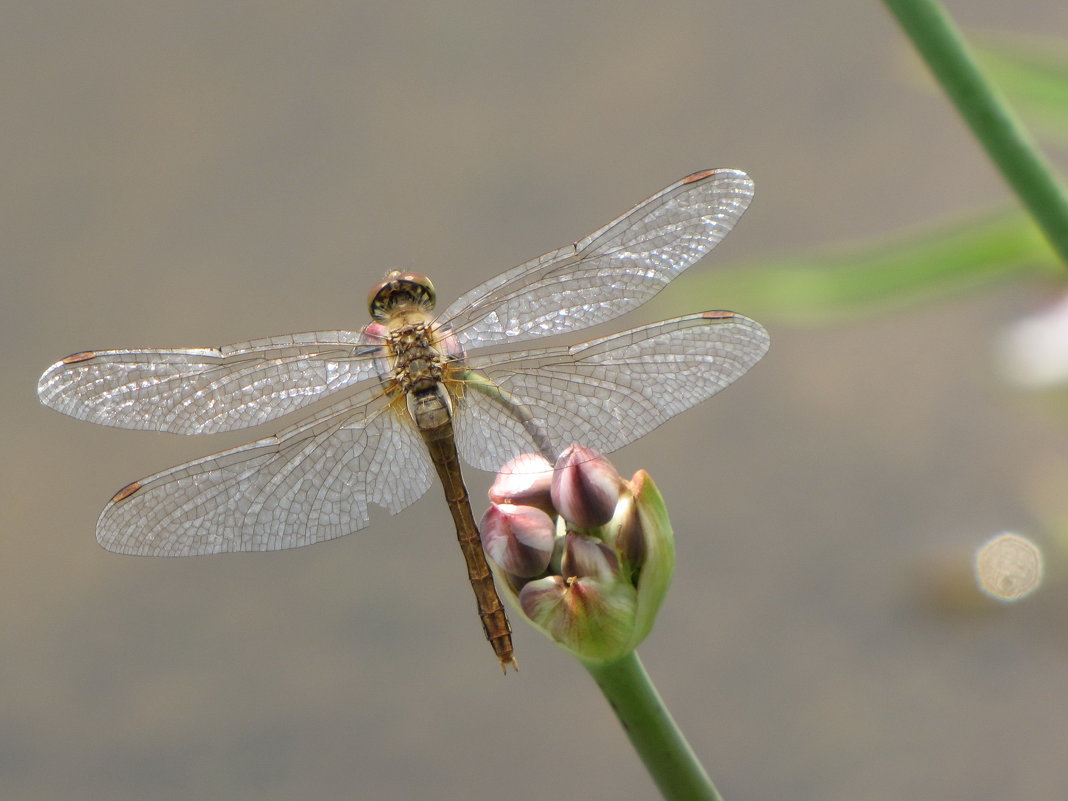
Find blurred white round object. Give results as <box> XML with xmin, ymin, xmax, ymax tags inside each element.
<box><xmin>974</xmin><ymin>533</ymin><xmax>1043</xmax><ymax>601</ymax></box>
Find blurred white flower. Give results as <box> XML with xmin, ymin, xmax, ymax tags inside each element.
<box><xmin>996</xmin><ymin>291</ymin><xmax>1068</xmax><ymax>388</ymax></box>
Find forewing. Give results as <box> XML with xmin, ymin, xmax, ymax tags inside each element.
<box><xmin>440</xmin><ymin>169</ymin><xmax>753</xmax><ymax>350</ymax></box>
<box><xmin>38</xmin><ymin>330</ymin><xmax>380</xmax><ymax>434</ymax></box>
<box><xmin>96</xmin><ymin>387</ymin><xmax>432</xmax><ymax>555</ymax></box>
<box><xmin>454</xmin><ymin>311</ymin><xmax>769</xmax><ymax>471</ymax></box>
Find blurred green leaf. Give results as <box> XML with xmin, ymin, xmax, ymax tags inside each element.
<box><xmin>681</xmin><ymin>211</ymin><xmax>1056</xmax><ymax>326</ymax></box>
<box><xmin>973</xmin><ymin>35</ymin><xmax>1068</xmax><ymax>145</ymax></box>
<box><xmin>667</xmin><ymin>32</ymin><xmax>1068</xmax><ymax>329</ymax></box>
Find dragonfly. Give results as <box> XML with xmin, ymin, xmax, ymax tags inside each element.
<box><xmin>38</xmin><ymin>168</ymin><xmax>770</xmax><ymax>671</ymax></box>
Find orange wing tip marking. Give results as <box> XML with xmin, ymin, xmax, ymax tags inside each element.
<box><xmin>110</xmin><ymin>481</ymin><xmax>143</xmax><ymax>503</ymax></box>
<box><xmin>702</xmin><ymin>310</ymin><xmax>736</xmax><ymax>320</ymax></box>
<box><xmin>62</xmin><ymin>351</ymin><xmax>96</xmax><ymax>364</ymax></box>
<box><xmin>682</xmin><ymin>169</ymin><xmax>717</xmax><ymax>184</ymax></box>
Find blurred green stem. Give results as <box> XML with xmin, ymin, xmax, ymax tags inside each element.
<box><xmin>583</xmin><ymin>651</ymin><xmax>723</xmax><ymax>801</ymax></box>
<box><xmin>882</xmin><ymin>0</ymin><xmax>1068</xmax><ymax>268</ymax></box>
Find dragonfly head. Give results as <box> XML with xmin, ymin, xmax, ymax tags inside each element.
<box><xmin>368</xmin><ymin>270</ymin><xmax>437</xmax><ymax>322</ymax></box>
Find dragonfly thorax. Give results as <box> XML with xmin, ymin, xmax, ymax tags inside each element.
<box><xmin>382</xmin><ymin>321</ymin><xmax>456</xmax><ymax>434</ymax></box>
<box><xmin>386</xmin><ymin>322</ymin><xmax>449</xmax><ymax>394</ymax></box>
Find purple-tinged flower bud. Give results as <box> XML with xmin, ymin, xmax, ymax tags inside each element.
<box><xmin>479</xmin><ymin>504</ymin><xmax>555</xmax><ymax>578</ymax></box>
<box><xmin>608</xmin><ymin>492</ymin><xmax>646</xmax><ymax>570</ymax></box>
<box><xmin>518</xmin><ymin>575</ymin><xmax>637</xmax><ymax>663</ymax></box>
<box><xmin>550</xmin><ymin>445</ymin><xmax>623</xmax><ymax>529</ymax></box>
<box><xmin>561</xmin><ymin>532</ymin><xmax>619</xmax><ymax>581</ymax></box>
<box><xmin>488</xmin><ymin>453</ymin><xmax>555</xmax><ymax>516</ymax></box>
<box><xmin>485</xmin><ymin>451</ymin><xmax>677</xmax><ymax>666</ymax></box>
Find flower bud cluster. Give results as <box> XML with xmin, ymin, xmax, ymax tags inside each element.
<box><xmin>479</xmin><ymin>445</ymin><xmax>675</xmax><ymax>664</ymax></box>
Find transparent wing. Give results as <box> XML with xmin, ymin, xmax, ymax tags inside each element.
<box><xmin>453</xmin><ymin>383</ymin><xmax>554</xmax><ymax>471</ymax></box>
<box><xmin>440</xmin><ymin>169</ymin><xmax>753</xmax><ymax>350</ymax></box>
<box><xmin>38</xmin><ymin>330</ymin><xmax>381</xmax><ymax>434</ymax></box>
<box><xmin>96</xmin><ymin>387</ymin><xmax>432</xmax><ymax>555</ymax></box>
<box><xmin>453</xmin><ymin>311</ymin><xmax>769</xmax><ymax>471</ymax></box>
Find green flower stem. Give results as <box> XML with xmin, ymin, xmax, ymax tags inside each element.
<box><xmin>882</xmin><ymin>0</ymin><xmax>1068</xmax><ymax>267</ymax></box>
<box><xmin>583</xmin><ymin>651</ymin><xmax>723</xmax><ymax>801</ymax></box>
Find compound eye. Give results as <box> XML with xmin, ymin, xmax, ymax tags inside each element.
<box><xmin>368</xmin><ymin>271</ymin><xmax>437</xmax><ymax>321</ymax></box>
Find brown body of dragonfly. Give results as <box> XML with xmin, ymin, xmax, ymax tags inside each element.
<box><xmin>371</xmin><ymin>271</ymin><xmax>517</xmax><ymax>671</ymax></box>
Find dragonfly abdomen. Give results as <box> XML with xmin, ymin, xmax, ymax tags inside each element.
<box><xmin>418</xmin><ymin>404</ymin><xmax>518</xmax><ymax>672</ymax></box>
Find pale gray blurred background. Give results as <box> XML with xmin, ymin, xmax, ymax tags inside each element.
<box><xmin>5</xmin><ymin>3</ymin><xmax>1068</xmax><ymax>800</ymax></box>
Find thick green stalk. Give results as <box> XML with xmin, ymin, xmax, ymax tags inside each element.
<box><xmin>882</xmin><ymin>0</ymin><xmax>1068</xmax><ymax>267</ymax></box>
<box><xmin>583</xmin><ymin>651</ymin><xmax>723</xmax><ymax>801</ymax></box>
